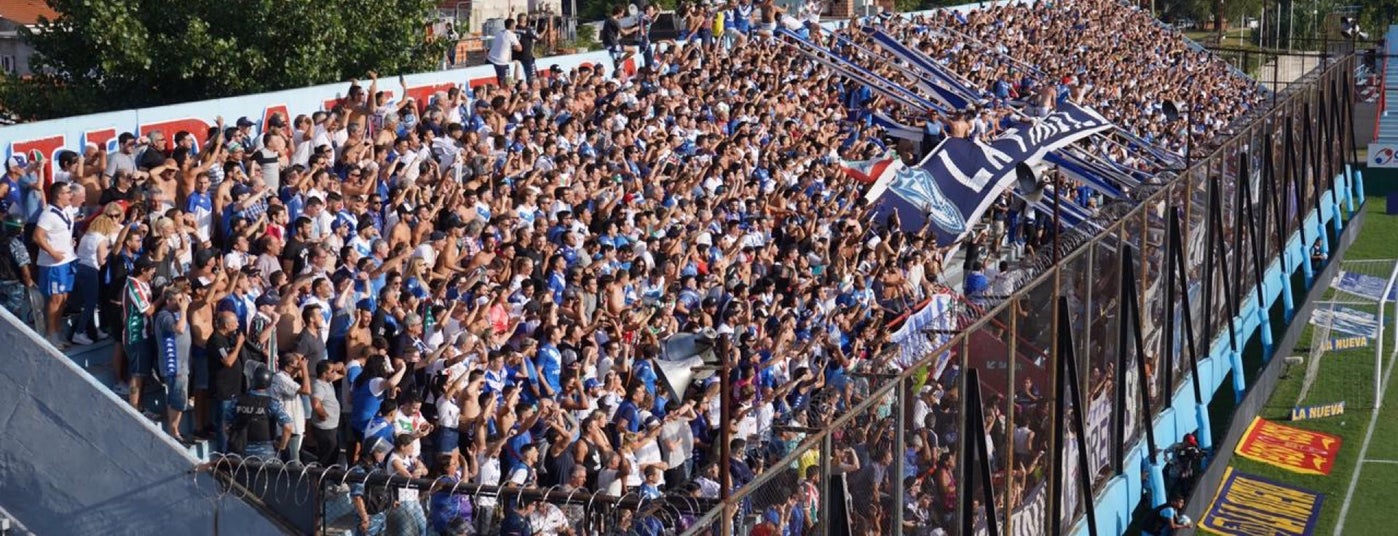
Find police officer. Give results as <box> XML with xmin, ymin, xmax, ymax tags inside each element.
<box><xmin>227</xmin><ymin>365</ymin><xmax>294</xmax><ymax>459</ymax></box>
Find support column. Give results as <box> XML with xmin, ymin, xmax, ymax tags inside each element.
<box><xmin>1355</xmin><ymin>169</ymin><xmax>1365</xmax><ymax>200</ymax></box>
<box><xmin>892</xmin><ymin>381</ymin><xmax>905</xmax><ymax>536</ymax></box>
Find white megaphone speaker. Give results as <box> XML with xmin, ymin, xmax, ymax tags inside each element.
<box><xmin>1015</xmin><ymin>162</ymin><xmax>1045</xmax><ymax>204</ymax></box>
<box><xmin>655</xmin><ymin>328</ymin><xmax>720</xmax><ymax>404</ymax></box>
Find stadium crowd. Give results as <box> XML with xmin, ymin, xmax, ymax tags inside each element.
<box><xmin>0</xmin><ymin>0</ymin><xmax>1261</xmax><ymax>534</ymax></box>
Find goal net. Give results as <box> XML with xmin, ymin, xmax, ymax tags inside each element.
<box><xmin>1296</xmin><ymin>259</ymin><xmax>1398</xmax><ymax>413</ymax></box>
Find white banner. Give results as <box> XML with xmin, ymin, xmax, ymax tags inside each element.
<box><xmin>890</xmin><ymin>293</ymin><xmax>957</xmax><ymax>375</ymax></box>
<box><xmin>974</xmin><ymin>481</ymin><xmax>1048</xmax><ymax>536</ymax></box>
<box><xmin>1368</xmin><ymin>142</ymin><xmax>1398</xmax><ymax>168</ymax></box>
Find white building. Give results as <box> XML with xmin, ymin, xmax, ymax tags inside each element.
<box><xmin>0</xmin><ymin>0</ymin><xmax>57</xmax><ymax>75</ymax></box>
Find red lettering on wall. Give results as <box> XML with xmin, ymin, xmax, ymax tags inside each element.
<box><xmin>84</xmin><ymin>128</ymin><xmax>118</xmax><ymax>152</ymax></box>
<box><xmin>405</xmin><ymin>83</ymin><xmax>457</xmax><ymax>115</ymax></box>
<box><xmin>11</xmin><ymin>135</ymin><xmax>66</xmax><ymax>186</ymax></box>
<box><xmin>140</xmin><ymin>117</ymin><xmax>212</xmax><ymax>148</ymax></box>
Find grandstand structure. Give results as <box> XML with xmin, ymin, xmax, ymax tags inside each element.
<box><xmin>0</xmin><ymin>2</ymin><xmax>1368</xmax><ymax>536</ymax></box>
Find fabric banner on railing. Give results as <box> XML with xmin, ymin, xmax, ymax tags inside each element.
<box><xmin>974</xmin><ymin>481</ymin><xmax>1048</xmax><ymax>536</ymax></box>
<box><xmin>889</xmin><ymin>293</ymin><xmax>956</xmax><ymax>374</ymax></box>
<box><xmin>865</xmin><ymin>101</ymin><xmax>1113</xmax><ymax>247</ymax></box>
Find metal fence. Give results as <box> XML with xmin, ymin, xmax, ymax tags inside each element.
<box><xmin>679</xmin><ymin>51</ymin><xmax>1359</xmax><ymax>536</ymax></box>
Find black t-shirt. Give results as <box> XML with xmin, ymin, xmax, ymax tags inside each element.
<box><xmin>517</xmin><ymin>28</ymin><xmax>537</xmax><ymax>62</ymax></box>
<box><xmin>284</xmin><ymin>238</ymin><xmax>310</xmax><ymax>275</ymax></box>
<box><xmin>602</xmin><ymin>18</ymin><xmax>621</xmax><ymax>47</ymax></box>
<box><xmin>209</xmin><ymin>331</ymin><xmax>245</xmax><ymax>400</ymax></box>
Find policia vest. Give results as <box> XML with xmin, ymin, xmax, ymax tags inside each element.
<box><xmin>229</xmin><ymin>393</ymin><xmax>274</xmax><ymax>453</ymax></box>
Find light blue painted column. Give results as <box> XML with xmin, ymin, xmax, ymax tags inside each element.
<box><xmin>1229</xmin><ymin>316</ymin><xmax>1247</xmax><ymax>403</ymax></box>
<box><xmin>1355</xmin><ymin>169</ymin><xmax>1366</xmax><ymax>201</ymax></box>
<box><xmin>1195</xmin><ymin>403</ymin><xmax>1214</xmax><ymax>450</ymax></box>
<box><xmin>1146</xmin><ymin>457</ymin><xmax>1168</xmax><ymax>507</ymax></box>
<box><xmin>1258</xmin><ymin>298</ymin><xmax>1274</xmax><ymax>361</ymax></box>
<box><xmin>1281</xmin><ymin>251</ymin><xmax>1297</xmax><ymax>322</ymax></box>
<box><xmin>1300</xmin><ymin>239</ymin><xmax>1315</xmax><ymax>288</ymax></box>
<box><xmin>1343</xmin><ymin>165</ymin><xmax>1357</xmax><ymax>214</ymax></box>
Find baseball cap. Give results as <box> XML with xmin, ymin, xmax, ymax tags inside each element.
<box><xmin>356</xmin><ymin>299</ymin><xmax>375</xmax><ymax>311</ymax></box>
<box><xmin>255</xmin><ymin>294</ymin><xmax>279</xmax><ymax>308</ymax></box>
<box><xmin>236</xmin><ymin>116</ymin><xmax>255</xmax><ymax>128</ymax></box>
<box><xmin>429</xmin><ymin>231</ymin><xmax>447</xmax><ymax>241</ymax></box>
<box><xmin>584</xmin><ymin>378</ymin><xmax>601</xmax><ymax>390</ymax></box>
<box><xmin>5</xmin><ymin>155</ymin><xmax>24</xmax><ymax>170</ymax></box>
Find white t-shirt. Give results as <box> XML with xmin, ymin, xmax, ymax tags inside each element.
<box><xmin>437</xmin><ymin>397</ymin><xmax>461</xmax><ymax>429</ymax></box>
<box><xmin>36</xmin><ymin>206</ymin><xmax>76</xmax><ymax>267</ymax></box>
<box><xmin>476</xmin><ymin>456</ymin><xmax>502</xmax><ymax>508</ymax></box>
<box><xmin>487</xmin><ymin>29</ymin><xmax>520</xmax><ymax>66</ymax></box>
<box><xmin>76</xmin><ymin>230</ymin><xmax>115</xmax><ymax>269</ymax></box>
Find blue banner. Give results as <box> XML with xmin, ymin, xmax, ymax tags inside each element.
<box><xmin>1332</xmin><ymin>271</ymin><xmax>1398</xmax><ymax>302</ymax></box>
<box><xmin>865</xmin><ymin>101</ymin><xmax>1113</xmax><ymax>246</ymax></box>
<box><xmin>1309</xmin><ymin>306</ymin><xmax>1381</xmax><ymax>338</ymax></box>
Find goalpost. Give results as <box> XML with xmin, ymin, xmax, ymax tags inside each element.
<box><xmin>1297</xmin><ymin>259</ymin><xmax>1398</xmax><ymax>414</ymax></box>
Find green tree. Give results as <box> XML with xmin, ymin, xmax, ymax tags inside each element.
<box><xmin>0</xmin><ymin>0</ymin><xmax>445</xmax><ymax>121</ymax></box>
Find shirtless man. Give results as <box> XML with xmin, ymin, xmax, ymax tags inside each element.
<box><xmin>188</xmin><ymin>270</ymin><xmax>234</xmax><ymax>435</ymax></box>
<box><xmin>346</xmin><ymin>298</ymin><xmax>375</xmax><ymax>364</ymax></box>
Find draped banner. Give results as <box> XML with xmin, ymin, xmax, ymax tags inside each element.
<box><xmin>865</xmin><ymin>101</ymin><xmax>1114</xmax><ymax>247</ymax></box>
<box><xmin>889</xmin><ymin>293</ymin><xmax>957</xmax><ymax>374</ymax></box>
<box><xmin>974</xmin><ymin>481</ymin><xmax>1048</xmax><ymax>536</ymax></box>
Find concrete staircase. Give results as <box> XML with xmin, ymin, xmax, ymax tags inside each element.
<box><xmin>1375</xmin><ymin>27</ymin><xmax>1398</xmax><ymax>140</ymax></box>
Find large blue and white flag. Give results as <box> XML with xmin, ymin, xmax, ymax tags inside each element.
<box><xmin>865</xmin><ymin>101</ymin><xmax>1114</xmax><ymax>247</ymax></box>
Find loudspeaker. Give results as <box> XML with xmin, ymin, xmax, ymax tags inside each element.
<box><xmin>655</xmin><ymin>329</ymin><xmax>719</xmax><ymax>402</ymax></box>
<box><xmin>1015</xmin><ymin>162</ymin><xmax>1045</xmax><ymax>204</ymax></box>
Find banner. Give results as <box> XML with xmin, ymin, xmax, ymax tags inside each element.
<box><xmin>1234</xmin><ymin>417</ymin><xmax>1342</xmax><ymax>475</ymax></box>
<box><xmin>840</xmin><ymin>152</ymin><xmax>900</xmax><ymax>185</ymax></box>
<box><xmin>1291</xmin><ymin>401</ymin><xmax>1345</xmax><ymax>421</ymax></box>
<box><xmin>1200</xmin><ymin>467</ymin><xmax>1323</xmax><ymax>536</ymax></box>
<box><xmin>865</xmin><ymin>101</ymin><xmax>1113</xmax><ymax>247</ymax></box>
<box><xmin>1331</xmin><ymin>271</ymin><xmax>1398</xmax><ymax>302</ymax></box>
<box><xmin>1321</xmin><ymin>336</ymin><xmax>1370</xmax><ymax>352</ymax></box>
<box><xmin>1309</xmin><ymin>306</ymin><xmax>1380</xmax><ymax>338</ymax></box>
<box><xmin>1368</xmin><ymin>142</ymin><xmax>1398</xmax><ymax>168</ymax></box>
<box><xmin>974</xmin><ymin>481</ymin><xmax>1048</xmax><ymax>536</ymax></box>
<box><xmin>889</xmin><ymin>293</ymin><xmax>956</xmax><ymax>375</ymax></box>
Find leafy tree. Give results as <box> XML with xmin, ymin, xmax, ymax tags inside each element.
<box><xmin>0</xmin><ymin>0</ymin><xmax>445</xmax><ymax>121</ymax></box>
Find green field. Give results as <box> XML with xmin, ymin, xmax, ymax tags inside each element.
<box><xmin>1215</xmin><ymin>199</ymin><xmax>1398</xmax><ymax>536</ymax></box>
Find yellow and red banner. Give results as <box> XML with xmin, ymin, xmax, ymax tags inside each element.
<box><xmin>1234</xmin><ymin>417</ymin><xmax>1342</xmax><ymax>475</ymax></box>
<box><xmin>1201</xmin><ymin>467</ymin><xmax>1324</xmax><ymax>536</ymax></box>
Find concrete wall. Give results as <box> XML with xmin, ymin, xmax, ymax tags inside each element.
<box><xmin>0</xmin><ymin>307</ymin><xmax>287</xmax><ymax>536</ymax></box>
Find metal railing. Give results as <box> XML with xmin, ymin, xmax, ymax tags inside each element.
<box><xmin>682</xmin><ymin>52</ymin><xmax>1359</xmax><ymax>536</ymax></box>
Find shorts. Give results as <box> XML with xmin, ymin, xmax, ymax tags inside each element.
<box><xmin>39</xmin><ymin>263</ymin><xmax>75</xmax><ymax>297</ymax></box>
<box><xmin>166</xmin><ymin>373</ymin><xmax>190</xmax><ymax>411</ymax></box>
<box><xmin>127</xmin><ymin>339</ymin><xmax>154</xmax><ymax>378</ymax></box>
<box><xmin>757</xmin><ymin>23</ymin><xmax>776</xmax><ymax>33</ymax></box>
<box><xmin>192</xmin><ymin>345</ymin><xmax>209</xmax><ymax>390</ymax></box>
<box><xmin>438</xmin><ymin>427</ymin><xmax>460</xmax><ymax>453</ymax></box>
